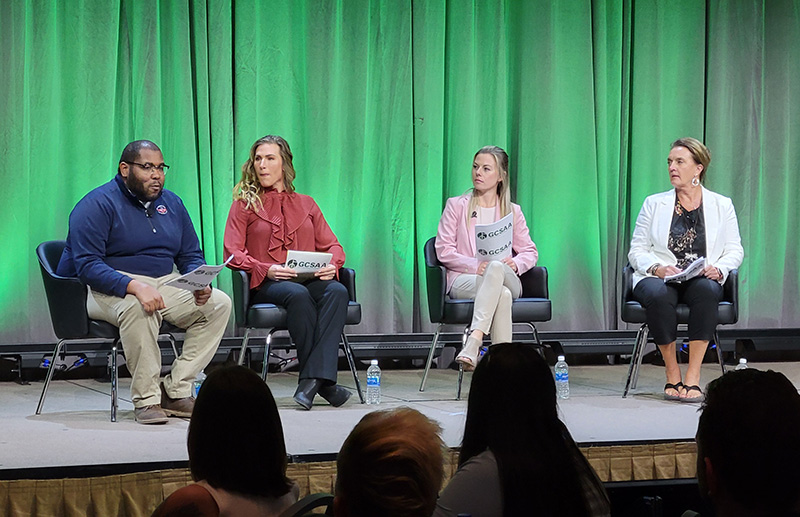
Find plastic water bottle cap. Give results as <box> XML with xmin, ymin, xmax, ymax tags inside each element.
<box><xmin>370</xmin><ymin>359</ymin><xmax>378</xmax><ymax>365</ymax></box>
<box><xmin>739</xmin><ymin>358</ymin><xmax>747</xmax><ymax>364</ymax></box>
<box><xmin>557</xmin><ymin>355</ymin><xmax>565</xmax><ymax>361</ymax></box>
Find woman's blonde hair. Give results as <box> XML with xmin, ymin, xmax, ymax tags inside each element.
<box><xmin>671</xmin><ymin>137</ymin><xmax>711</xmax><ymax>184</ymax></box>
<box><xmin>233</xmin><ymin>135</ymin><xmax>297</xmax><ymax>211</ymax></box>
<box><xmin>466</xmin><ymin>145</ymin><xmax>511</xmax><ymax>225</ymax></box>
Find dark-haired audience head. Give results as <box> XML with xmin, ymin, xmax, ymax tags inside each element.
<box><xmin>696</xmin><ymin>368</ymin><xmax>800</xmax><ymax>516</ymax></box>
<box><xmin>462</xmin><ymin>342</ymin><xmax>558</xmax><ymax>458</ymax></box>
<box><xmin>188</xmin><ymin>365</ymin><xmax>293</xmax><ymax>499</ymax></box>
<box><xmin>461</xmin><ymin>343</ymin><xmax>597</xmax><ymax>516</ymax></box>
<box><xmin>334</xmin><ymin>407</ymin><xmax>444</xmax><ymax>517</ymax></box>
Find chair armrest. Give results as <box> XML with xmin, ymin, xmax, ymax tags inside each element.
<box><xmin>519</xmin><ymin>266</ymin><xmax>549</xmax><ymax>299</ymax></box>
<box><xmin>230</xmin><ymin>269</ymin><xmax>250</xmax><ymax>328</ymax></box>
<box><xmin>338</xmin><ymin>267</ymin><xmax>357</xmax><ymax>302</ymax></box>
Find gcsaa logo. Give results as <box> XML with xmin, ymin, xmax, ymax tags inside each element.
<box><xmin>477</xmin><ymin>232</ymin><xmax>487</xmax><ymax>239</ymax></box>
<box><xmin>477</xmin><ymin>248</ymin><xmax>488</xmax><ymax>256</ymax></box>
<box><xmin>287</xmin><ymin>259</ymin><xmax>298</xmax><ymax>268</ymax></box>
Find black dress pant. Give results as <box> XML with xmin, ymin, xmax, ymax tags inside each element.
<box><xmin>633</xmin><ymin>276</ymin><xmax>723</xmax><ymax>345</ymax></box>
<box><xmin>252</xmin><ymin>278</ymin><xmax>348</xmax><ymax>383</ymax></box>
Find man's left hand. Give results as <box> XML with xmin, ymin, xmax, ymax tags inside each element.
<box><xmin>193</xmin><ymin>286</ymin><xmax>212</xmax><ymax>306</ymax></box>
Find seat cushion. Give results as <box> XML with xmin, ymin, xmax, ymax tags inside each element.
<box><xmin>622</xmin><ymin>301</ymin><xmax>736</xmax><ymax>325</ymax></box>
<box><xmin>246</xmin><ymin>302</ymin><xmax>361</xmax><ymax>329</ymax></box>
<box><xmin>440</xmin><ymin>297</ymin><xmax>552</xmax><ymax>325</ymax></box>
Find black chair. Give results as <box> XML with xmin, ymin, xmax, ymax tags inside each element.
<box><xmin>35</xmin><ymin>240</ymin><xmax>182</xmax><ymax>422</ymax></box>
<box><xmin>231</xmin><ymin>269</ymin><xmax>365</xmax><ymax>403</ymax></box>
<box><xmin>621</xmin><ymin>264</ymin><xmax>738</xmax><ymax>398</ymax></box>
<box><xmin>419</xmin><ymin>237</ymin><xmax>552</xmax><ymax>398</ymax></box>
<box><xmin>279</xmin><ymin>492</ymin><xmax>334</xmax><ymax>517</ymax></box>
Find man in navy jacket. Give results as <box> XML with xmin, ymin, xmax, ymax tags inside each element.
<box><xmin>58</xmin><ymin>140</ymin><xmax>231</xmax><ymax>424</ymax></box>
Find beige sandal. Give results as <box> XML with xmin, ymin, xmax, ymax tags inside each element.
<box><xmin>456</xmin><ymin>336</ymin><xmax>482</xmax><ymax>371</ymax></box>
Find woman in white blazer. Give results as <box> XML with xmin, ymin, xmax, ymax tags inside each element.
<box><xmin>628</xmin><ymin>137</ymin><xmax>743</xmax><ymax>402</ymax></box>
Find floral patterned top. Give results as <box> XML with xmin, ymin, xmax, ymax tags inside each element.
<box><xmin>668</xmin><ymin>198</ymin><xmax>706</xmax><ymax>270</ymax></box>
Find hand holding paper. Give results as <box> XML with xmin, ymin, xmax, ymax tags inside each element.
<box><xmin>165</xmin><ymin>255</ymin><xmax>234</xmax><ymax>291</ymax></box>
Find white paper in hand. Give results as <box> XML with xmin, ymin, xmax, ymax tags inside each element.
<box><xmin>664</xmin><ymin>257</ymin><xmax>706</xmax><ymax>283</ymax></box>
<box><xmin>285</xmin><ymin>250</ymin><xmax>333</xmax><ymax>281</ymax></box>
<box><xmin>475</xmin><ymin>212</ymin><xmax>513</xmax><ymax>261</ymax></box>
<box><xmin>165</xmin><ymin>255</ymin><xmax>234</xmax><ymax>291</ymax></box>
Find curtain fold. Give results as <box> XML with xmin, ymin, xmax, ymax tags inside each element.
<box><xmin>2</xmin><ymin>0</ymin><xmax>798</xmax><ymax>342</ymax></box>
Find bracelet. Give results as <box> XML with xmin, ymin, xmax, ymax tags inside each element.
<box><xmin>647</xmin><ymin>263</ymin><xmax>661</xmax><ymax>276</ymax></box>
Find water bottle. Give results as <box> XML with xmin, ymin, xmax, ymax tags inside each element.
<box><xmin>555</xmin><ymin>355</ymin><xmax>570</xmax><ymax>399</ymax></box>
<box><xmin>735</xmin><ymin>358</ymin><xmax>748</xmax><ymax>371</ymax></box>
<box><xmin>193</xmin><ymin>370</ymin><xmax>207</xmax><ymax>397</ymax></box>
<box><xmin>366</xmin><ymin>360</ymin><xmax>381</xmax><ymax>405</ymax></box>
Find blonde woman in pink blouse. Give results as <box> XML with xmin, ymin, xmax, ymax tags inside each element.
<box><xmin>435</xmin><ymin>146</ymin><xmax>538</xmax><ymax>369</ymax></box>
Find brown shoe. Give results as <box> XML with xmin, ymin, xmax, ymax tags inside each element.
<box><xmin>134</xmin><ymin>405</ymin><xmax>168</xmax><ymax>425</ymax></box>
<box><xmin>160</xmin><ymin>382</ymin><xmax>195</xmax><ymax>418</ymax></box>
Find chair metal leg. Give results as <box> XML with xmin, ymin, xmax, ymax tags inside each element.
<box><xmin>631</xmin><ymin>325</ymin><xmax>649</xmax><ymax>390</ymax></box>
<box><xmin>261</xmin><ymin>330</ymin><xmax>276</xmax><ymax>381</ymax></box>
<box><xmin>237</xmin><ymin>328</ymin><xmax>253</xmax><ymax>366</ymax></box>
<box><xmin>165</xmin><ymin>333</ymin><xmax>179</xmax><ymax>359</ymax></box>
<box><xmin>36</xmin><ymin>340</ymin><xmax>65</xmax><ymax>415</ymax></box>
<box><xmin>455</xmin><ymin>326</ymin><xmax>471</xmax><ymax>399</ymax></box>
<box><xmin>714</xmin><ymin>330</ymin><xmax>726</xmax><ymax>375</ymax></box>
<box><xmin>623</xmin><ymin>324</ymin><xmax>649</xmax><ymax>398</ymax></box>
<box><xmin>529</xmin><ymin>322</ymin><xmax>543</xmax><ymax>346</ymax></box>
<box><xmin>110</xmin><ymin>341</ymin><xmax>119</xmax><ymax>422</ymax></box>
<box><xmin>419</xmin><ymin>324</ymin><xmax>444</xmax><ymax>392</ymax></box>
<box><xmin>456</xmin><ymin>364</ymin><xmax>464</xmax><ymax>400</ymax></box>
<box><xmin>341</xmin><ymin>332</ymin><xmax>365</xmax><ymax>403</ymax></box>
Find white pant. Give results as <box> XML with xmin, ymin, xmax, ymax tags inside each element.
<box><xmin>87</xmin><ymin>271</ymin><xmax>231</xmax><ymax>407</ymax></box>
<box><xmin>449</xmin><ymin>261</ymin><xmax>522</xmax><ymax>343</ymax></box>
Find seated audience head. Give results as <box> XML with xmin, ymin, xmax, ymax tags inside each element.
<box><xmin>334</xmin><ymin>407</ymin><xmax>444</xmax><ymax>517</ymax></box>
<box><xmin>188</xmin><ymin>364</ymin><xmax>293</xmax><ymax>499</ymax></box>
<box><xmin>462</xmin><ymin>343</ymin><xmax>600</xmax><ymax>515</ymax></box>
<box><xmin>696</xmin><ymin>368</ymin><xmax>800</xmax><ymax>516</ymax></box>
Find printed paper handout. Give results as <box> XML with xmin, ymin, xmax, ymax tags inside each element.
<box><xmin>475</xmin><ymin>212</ymin><xmax>513</xmax><ymax>261</ymax></box>
<box><xmin>664</xmin><ymin>257</ymin><xmax>706</xmax><ymax>283</ymax></box>
<box><xmin>165</xmin><ymin>255</ymin><xmax>234</xmax><ymax>291</ymax></box>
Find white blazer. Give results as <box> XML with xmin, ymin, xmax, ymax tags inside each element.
<box><xmin>628</xmin><ymin>187</ymin><xmax>744</xmax><ymax>288</ymax></box>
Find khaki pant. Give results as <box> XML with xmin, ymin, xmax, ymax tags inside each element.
<box><xmin>450</xmin><ymin>261</ymin><xmax>522</xmax><ymax>343</ymax></box>
<box><xmin>87</xmin><ymin>271</ymin><xmax>231</xmax><ymax>408</ymax></box>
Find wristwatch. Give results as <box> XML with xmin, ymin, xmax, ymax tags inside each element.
<box><xmin>647</xmin><ymin>263</ymin><xmax>661</xmax><ymax>276</ymax></box>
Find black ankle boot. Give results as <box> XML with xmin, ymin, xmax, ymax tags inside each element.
<box><xmin>318</xmin><ymin>383</ymin><xmax>352</xmax><ymax>407</ymax></box>
<box><xmin>293</xmin><ymin>379</ymin><xmax>322</xmax><ymax>410</ymax></box>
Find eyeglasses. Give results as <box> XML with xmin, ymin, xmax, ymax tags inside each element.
<box><xmin>126</xmin><ymin>161</ymin><xmax>170</xmax><ymax>173</ymax></box>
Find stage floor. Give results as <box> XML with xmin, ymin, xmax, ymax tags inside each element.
<box><xmin>2</xmin><ymin>361</ymin><xmax>799</xmax><ymax>475</ymax></box>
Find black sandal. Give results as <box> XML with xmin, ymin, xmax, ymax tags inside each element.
<box><xmin>664</xmin><ymin>382</ymin><xmax>684</xmax><ymax>401</ymax></box>
<box><xmin>682</xmin><ymin>384</ymin><xmax>704</xmax><ymax>403</ymax></box>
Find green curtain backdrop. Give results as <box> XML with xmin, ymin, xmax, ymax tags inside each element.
<box><xmin>1</xmin><ymin>0</ymin><xmax>798</xmax><ymax>344</ymax></box>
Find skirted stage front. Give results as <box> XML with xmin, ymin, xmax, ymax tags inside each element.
<box><xmin>2</xmin><ymin>361</ymin><xmax>798</xmax><ymax>515</ymax></box>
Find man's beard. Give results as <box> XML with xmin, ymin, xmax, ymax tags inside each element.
<box><xmin>126</xmin><ymin>174</ymin><xmax>162</xmax><ymax>202</ymax></box>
